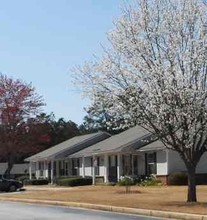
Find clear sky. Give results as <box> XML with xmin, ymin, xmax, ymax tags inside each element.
<box><xmin>0</xmin><ymin>0</ymin><xmax>123</xmax><ymax>125</ymax></box>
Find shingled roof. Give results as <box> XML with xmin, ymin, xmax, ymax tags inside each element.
<box><xmin>69</xmin><ymin>125</ymin><xmax>155</xmax><ymax>158</ymax></box>
<box><xmin>138</xmin><ymin>140</ymin><xmax>166</xmax><ymax>152</ymax></box>
<box><xmin>25</xmin><ymin>131</ymin><xmax>111</xmax><ymax>162</ymax></box>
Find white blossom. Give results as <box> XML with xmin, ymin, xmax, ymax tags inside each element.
<box><xmin>73</xmin><ymin>0</ymin><xmax>207</xmax><ymax>202</ymax></box>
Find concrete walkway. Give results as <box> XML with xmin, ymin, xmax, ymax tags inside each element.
<box><xmin>24</xmin><ymin>185</ymin><xmax>76</xmax><ymax>191</ymax></box>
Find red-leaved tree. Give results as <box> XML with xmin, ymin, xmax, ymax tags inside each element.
<box><xmin>0</xmin><ymin>74</ymin><xmax>44</xmax><ymax>176</ymax></box>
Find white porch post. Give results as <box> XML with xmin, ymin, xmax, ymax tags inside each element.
<box><xmin>29</xmin><ymin>162</ymin><xmax>32</xmax><ymax>180</ymax></box>
<box><xmin>82</xmin><ymin>157</ymin><xmax>85</xmax><ymax>178</ymax></box>
<box><xmin>43</xmin><ymin>161</ymin><xmax>45</xmax><ymax>178</ymax></box>
<box><xmin>132</xmin><ymin>155</ymin><xmax>134</xmax><ymax>176</ymax></box>
<box><xmin>117</xmin><ymin>154</ymin><xmax>122</xmax><ymax>181</ymax></box>
<box><xmin>44</xmin><ymin>161</ymin><xmax>49</xmax><ymax>179</ymax></box>
<box><xmin>46</xmin><ymin>161</ymin><xmax>49</xmax><ymax>178</ymax></box>
<box><xmin>92</xmin><ymin>156</ymin><xmax>96</xmax><ymax>185</ymax></box>
<box><xmin>104</xmin><ymin>154</ymin><xmax>109</xmax><ymax>183</ymax></box>
<box><xmin>35</xmin><ymin>162</ymin><xmax>39</xmax><ymax>180</ymax></box>
<box><xmin>50</xmin><ymin>160</ymin><xmax>54</xmax><ymax>184</ymax></box>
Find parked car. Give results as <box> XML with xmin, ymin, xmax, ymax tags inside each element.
<box><xmin>0</xmin><ymin>177</ymin><xmax>23</xmax><ymax>192</ymax></box>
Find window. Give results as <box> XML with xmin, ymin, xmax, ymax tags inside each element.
<box><xmin>133</xmin><ymin>155</ymin><xmax>138</xmax><ymax>175</ymax></box>
<box><xmin>65</xmin><ymin>161</ymin><xmax>68</xmax><ymax>176</ymax></box>
<box><xmin>145</xmin><ymin>152</ymin><xmax>157</xmax><ymax>175</ymax></box>
<box><xmin>72</xmin><ymin>158</ymin><xmax>79</xmax><ymax>176</ymax></box>
<box><xmin>122</xmin><ymin>155</ymin><xmax>131</xmax><ymax>175</ymax></box>
<box><xmin>110</xmin><ymin>155</ymin><xmax>116</xmax><ymax>167</ymax></box>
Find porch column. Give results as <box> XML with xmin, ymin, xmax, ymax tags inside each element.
<box><xmin>35</xmin><ymin>162</ymin><xmax>39</xmax><ymax>180</ymax></box>
<box><xmin>29</xmin><ymin>162</ymin><xmax>32</xmax><ymax>180</ymax></box>
<box><xmin>132</xmin><ymin>155</ymin><xmax>134</xmax><ymax>176</ymax></box>
<box><xmin>82</xmin><ymin>156</ymin><xmax>85</xmax><ymax>178</ymax></box>
<box><xmin>92</xmin><ymin>156</ymin><xmax>96</xmax><ymax>185</ymax></box>
<box><xmin>50</xmin><ymin>160</ymin><xmax>54</xmax><ymax>184</ymax></box>
<box><xmin>104</xmin><ymin>154</ymin><xmax>109</xmax><ymax>183</ymax></box>
<box><xmin>43</xmin><ymin>161</ymin><xmax>45</xmax><ymax>178</ymax></box>
<box><xmin>117</xmin><ymin>154</ymin><xmax>122</xmax><ymax>181</ymax></box>
<box><xmin>44</xmin><ymin>161</ymin><xmax>49</xmax><ymax>179</ymax></box>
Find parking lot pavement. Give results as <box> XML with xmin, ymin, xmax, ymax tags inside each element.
<box><xmin>0</xmin><ymin>201</ymin><xmax>172</xmax><ymax>220</ymax></box>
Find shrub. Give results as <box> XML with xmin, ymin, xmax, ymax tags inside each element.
<box><xmin>24</xmin><ymin>179</ymin><xmax>49</xmax><ymax>185</ymax></box>
<box><xmin>139</xmin><ymin>176</ymin><xmax>162</xmax><ymax>186</ymax></box>
<box><xmin>118</xmin><ymin>176</ymin><xmax>135</xmax><ymax>186</ymax></box>
<box><xmin>17</xmin><ymin>175</ymin><xmax>29</xmax><ymax>184</ymax></box>
<box><xmin>168</xmin><ymin>172</ymin><xmax>188</xmax><ymax>185</ymax></box>
<box><xmin>56</xmin><ymin>176</ymin><xmax>92</xmax><ymax>187</ymax></box>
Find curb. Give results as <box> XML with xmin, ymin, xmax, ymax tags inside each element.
<box><xmin>0</xmin><ymin>197</ymin><xmax>206</xmax><ymax>220</ymax></box>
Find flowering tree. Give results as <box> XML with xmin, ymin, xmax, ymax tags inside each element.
<box><xmin>74</xmin><ymin>0</ymin><xmax>207</xmax><ymax>202</ymax></box>
<box><xmin>0</xmin><ymin>74</ymin><xmax>44</xmax><ymax>175</ymax></box>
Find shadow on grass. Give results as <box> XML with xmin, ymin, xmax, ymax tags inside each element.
<box><xmin>19</xmin><ymin>188</ymin><xmax>26</xmax><ymax>192</ymax></box>
<box><xmin>115</xmin><ymin>190</ymin><xmax>141</xmax><ymax>194</ymax></box>
<box><xmin>161</xmin><ymin>201</ymin><xmax>207</xmax><ymax>208</ymax></box>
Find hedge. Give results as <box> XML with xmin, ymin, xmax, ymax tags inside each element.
<box><xmin>56</xmin><ymin>176</ymin><xmax>92</xmax><ymax>187</ymax></box>
<box><xmin>17</xmin><ymin>175</ymin><xmax>29</xmax><ymax>183</ymax></box>
<box><xmin>24</xmin><ymin>179</ymin><xmax>49</xmax><ymax>185</ymax></box>
<box><xmin>168</xmin><ymin>172</ymin><xmax>188</xmax><ymax>185</ymax></box>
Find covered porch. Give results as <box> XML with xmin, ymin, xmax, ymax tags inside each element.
<box><xmin>29</xmin><ymin>151</ymin><xmax>145</xmax><ymax>184</ymax></box>
<box><xmin>67</xmin><ymin>125</ymin><xmax>158</xmax><ymax>184</ymax></box>
<box><xmin>79</xmin><ymin>153</ymin><xmax>145</xmax><ymax>184</ymax></box>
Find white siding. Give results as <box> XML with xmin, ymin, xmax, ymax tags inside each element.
<box><xmin>168</xmin><ymin>151</ymin><xmax>207</xmax><ymax>174</ymax></box>
<box><xmin>79</xmin><ymin>158</ymin><xmax>83</xmax><ymax>176</ymax></box>
<box><xmin>156</xmin><ymin>150</ymin><xmax>168</xmax><ymax>175</ymax></box>
<box><xmin>197</xmin><ymin>153</ymin><xmax>207</xmax><ymax>173</ymax></box>
<box><xmin>99</xmin><ymin>156</ymin><xmax>105</xmax><ymax>176</ymax></box>
<box><xmin>84</xmin><ymin>157</ymin><xmax>92</xmax><ymax>176</ymax></box>
<box><xmin>168</xmin><ymin>151</ymin><xmax>186</xmax><ymax>174</ymax></box>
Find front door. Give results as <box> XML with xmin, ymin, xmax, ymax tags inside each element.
<box><xmin>108</xmin><ymin>155</ymin><xmax>117</xmax><ymax>182</ymax></box>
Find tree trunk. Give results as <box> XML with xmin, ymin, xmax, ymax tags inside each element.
<box><xmin>4</xmin><ymin>154</ymin><xmax>14</xmax><ymax>178</ymax></box>
<box><xmin>187</xmin><ymin>165</ymin><xmax>197</xmax><ymax>202</ymax></box>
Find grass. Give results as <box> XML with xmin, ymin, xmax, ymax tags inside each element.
<box><xmin>1</xmin><ymin>185</ymin><xmax>207</xmax><ymax>215</ymax></box>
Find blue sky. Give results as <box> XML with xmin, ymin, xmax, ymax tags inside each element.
<box><xmin>0</xmin><ymin>0</ymin><xmax>123</xmax><ymax>125</ymax></box>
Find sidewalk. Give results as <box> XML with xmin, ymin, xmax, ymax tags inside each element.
<box><xmin>23</xmin><ymin>185</ymin><xmax>76</xmax><ymax>191</ymax></box>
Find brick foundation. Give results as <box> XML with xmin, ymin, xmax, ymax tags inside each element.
<box><xmin>156</xmin><ymin>173</ymin><xmax>207</xmax><ymax>185</ymax></box>
<box><xmin>156</xmin><ymin>175</ymin><xmax>168</xmax><ymax>185</ymax></box>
